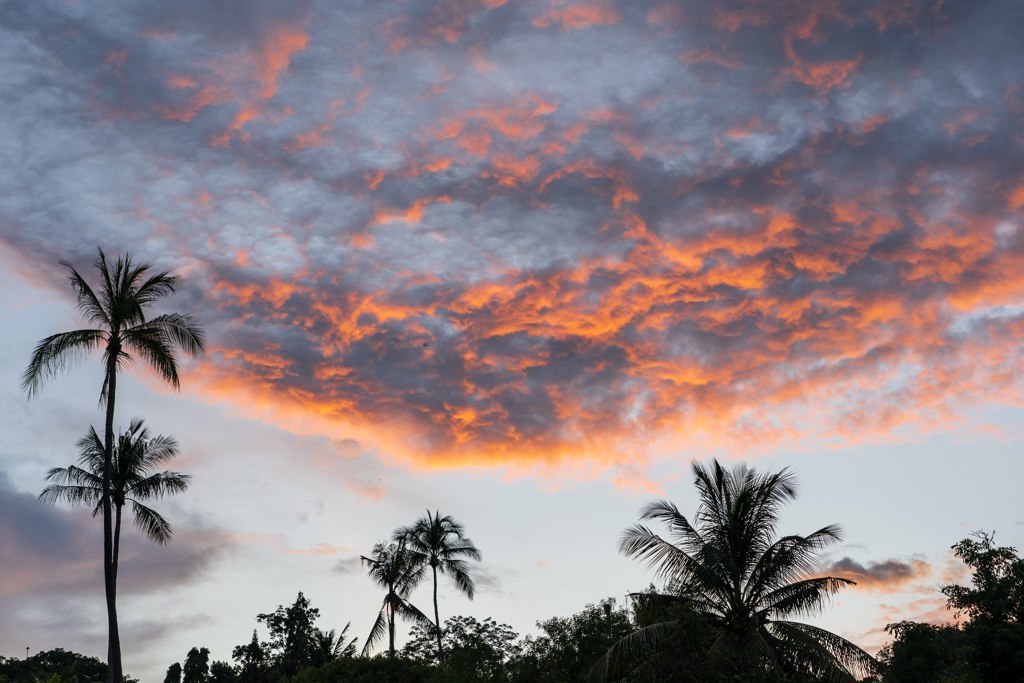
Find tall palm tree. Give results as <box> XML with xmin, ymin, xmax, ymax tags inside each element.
<box><xmin>39</xmin><ymin>419</ymin><xmax>190</xmax><ymax>554</ymax></box>
<box><xmin>394</xmin><ymin>510</ymin><xmax>481</xmax><ymax>661</ymax></box>
<box><xmin>361</xmin><ymin>540</ymin><xmax>432</xmax><ymax>657</ymax></box>
<box><xmin>603</xmin><ymin>460</ymin><xmax>877</xmax><ymax>681</ymax></box>
<box><xmin>23</xmin><ymin>248</ymin><xmax>204</xmax><ymax>683</ymax></box>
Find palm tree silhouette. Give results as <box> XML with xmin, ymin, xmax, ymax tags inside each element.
<box><xmin>311</xmin><ymin>625</ymin><xmax>358</xmax><ymax>665</ymax></box>
<box><xmin>23</xmin><ymin>248</ymin><xmax>204</xmax><ymax>682</ymax></box>
<box><xmin>360</xmin><ymin>540</ymin><xmax>432</xmax><ymax>657</ymax></box>
<box><xmin>604</xmin><ymin>460</ymin><xmax>876</xmax><ymax>681</ymax></box>
<box><xmin>394</xmin><ymin>510</ymin><xmax>481</xmax><ymax>661</ymax></box>
<box><xmin>40</xmin><ymin>419</ymin><xmax>190</xmax><ymax>552</ymax></box>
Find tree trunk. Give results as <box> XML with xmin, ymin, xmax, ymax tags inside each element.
<box><xmin>432</xmin><ymin>563</ymin><xmax>442</xmax><ymax>662</ymax></box>
<box><xmin>388</xmin><ymin>597</ymin><xmax>395</xmax><ymax>657</ymax></box>
<box><xmin>103</xmin><ymin>352</ymin><xmax>122</xmax><ymax>683</ymax></box>
<box><xmin>113</xmin><ymin>503</ymin><xmax>122</xmax><ymax>582</ymax></box>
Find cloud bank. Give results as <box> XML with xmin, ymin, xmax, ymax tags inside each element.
<box><xmin>2</xmin><ymin>0</ymin><xmax>1023</xmax><ymax>471</ymax></box>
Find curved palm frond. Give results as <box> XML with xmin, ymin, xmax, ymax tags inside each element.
<box><xmin>129</xmin><ymin>499</ymin><xmax>173</xmax><ymax>544</ymax></box>
<box><xmin>590</xmin><ymin>621</ymin><xmax>678</xmax><ymax>682</ymax></box>
<box><xmin>361</xmin><ymin>607</ymin><xmax>389</xmax><ymax>657</ymax></box>
<box><xmin>757</xmin><ymin>576</ymin><xmax>856</xmax><ymax>619</ymax></box>
<box><xmin>146</xmin><ymin>313</ymin><xmax>206</xmax><ymax>357</ymax></box>
<box><xmin>122</xmin><ymin>324</ymin><xmax>182</xmax><ymax>388</ymax></box>
<box><xmin>22</xmin><ymin>329</ymin><xmax>106</xmax><ymax>397</ymax></box>
<box><xmin>767</xmin><ymin>620</ymin><xmax>877</xmax><ymax>681</ymax></box>
<box><xmin>744</xmin><ymin>526</ymin><xmax>845</xmax><ymax>604</ymax></box>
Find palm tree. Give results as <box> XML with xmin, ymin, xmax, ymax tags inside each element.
<box><xmin>361</xmin><ymin>540</ymin><xmax>432</xmax><ymax>657</ymax></box>
<box><xmin>311</xmin><ymin>625</ymin><xmax>358</xmax><ymax>666</ymax></box>
<box><xmin>40</xmin><ymin>419</ymin><xmax>189</xmax><ymax>554</ymax></box>
<box><xmin>394</xmin><ymin>510</ymin><xmax>481</xmax><ymax>661</ymax></box>
<box><xmin>23</xmin><ymin>248</ymin><xmax>204</xmax><ymax>683</ymax></box>
<box><xmin>603</xmin><ymin>460</ymin><xmax>877</xmax><ymax>681</ymax></box>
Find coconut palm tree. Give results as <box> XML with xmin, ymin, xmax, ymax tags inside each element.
<box><xmin>39</xmin><ymin>419</ymin><xmax>189</xmax><ymax>554</ymax></box>
<box><xmin>394</xmin><ymin>511</ymin><xmax>481</xmax><ymax>662</ymax></box>
<box><xmin>23</xmin><ymin>248</ymin><xmax>204</xmax><ymax>683</ymax></box>
<box><xmin>602</xmin><ymin>460</ymin><xmax>877</xmax><ymax>681</ymax></box>
<box><xmin>361</xmin><ymin>540</ymin><xmax>432</xmax><ymax>657</ymax></box>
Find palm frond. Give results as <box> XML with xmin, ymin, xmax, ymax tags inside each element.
<box><xmin>129</xmin><ymin>500</ymin><xmax>173</xmax><ymax>544</ymax></box>
<box><xmin>122</xmin><ymin>325</ymin><xmax>181</xmax><ymax>388</ymax></box>
<box><xmin>361</xmin><ymin>608</ymin><xmax>388</xmax><ymax>656</ymax></box>
<box><xmin>133</xmin><ymin>270</ymin><xmax>179</xmax><ymax>308</ymax></box>
<box><xmin>768</xmin><ymin>621</ymin><xmax>877</xmax><ymax>681</ymax></box>
<box><xmin>38</xmin><ymin>482</ymin><xmax>102</xmax><ymax>507</ymax></box>
<box><xmin>744</xmin><ymin>526</ymin><xmax>845</xmax><ymax>603</ymax></box>
<box><xmin>591</xmin><ymin>621</ymin><xmax>678</xmax><ymax>682</ymax></box>
<box><xmin>756</xmin><ymin>576</ymin><xmax>855</xmax><ymax>619</ymax></box>
<box><xmin>64</xmin><ymin>259</ymin><xmax>111</xmax><ymax>327</ymax></box>
<box><xmin>145</xmin><ymin>313</ymin><xmax>206</xmax><ymax>357</ymax></box>
<box><xmin>130</xmin><ymin>471</ymin><xmax>191</xmax><ymax>500</ymax></box>
<box><xmin>22</xmin><ymin>329</ymin><xmax>105</xmax><ymax>396</ymax></box>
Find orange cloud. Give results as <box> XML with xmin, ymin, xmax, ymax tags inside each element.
<box><xmin>533</xmin><ymin>1</ymin><xmax>620</xmax><ymax>31</ymax></box>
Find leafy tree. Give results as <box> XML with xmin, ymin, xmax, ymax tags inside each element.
<box><xmin>23</xmin><ymin>248</ymin><xmax>205</xmax><ymax>682</ymax></box>
<box><xmin>395</xmin><ymin>511</ymin><xmax>482</xmax><ymax>661</ymax></box>
<box><xmin>512</xmin><ymin>599</ymin><xmax>634</xmax><ymax>683</ymax></box>
<box><xmin>361</xmin><ymin>540</ymin><xmax>433</xmax><ymax>656</ymax></box>
<box><xmin>608</xmin><ymin>460</ymin><xmax>876</xmax><ymax>682</ymax></box>
<box><xmin>404</xmin><ymin>615</ymin><xmax>520</xmax><ymax>682</ymax></box>
<box><xmin>183</xmin><ymin>647</ymin><xmax>210</xmax><ymax>683</ymax></box>
<box><xmin>164</xmin><ymin>662</ymin><xmax>183</xmax><ymax>683</ymax></box>
<box><xmin>208</xmin><ymin>661</ymin><xmax>237</xmax><ymax>683</ymax></box>
<box><xmin>256</xmin><ymin>592</ymin><xmax>320</xmax><ymax>677</ymax></box>
<box><xmin>942</xmin><ymin>532</ymin><xmax>1024</xmax><ymax>624</ymax></box>
<box><xmin>231</xmin><ymin>630</ymin><xmax>269</xmax><ymax>683</ymax></box>
<box><xmin>880</xmin><ymin>533</ymin><xmax>1024</xmax><ymax>683</ymax></box>
<box><xmin>0</xmin><ymin>648</ymin><xmax>119</xmax><ymax>683</ymax></box>
<box><xmin>39</xmin><ymin>419</ymin><xmax>190</xmax><ymax>564</ymax></box>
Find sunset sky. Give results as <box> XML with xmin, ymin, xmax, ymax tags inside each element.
<box><xmin>2</xmin><ymin>0</ymin><xmax>1024</xmax><ymax>679</ymax></box>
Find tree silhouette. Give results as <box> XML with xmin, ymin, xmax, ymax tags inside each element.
<box><xmin>23</xmin><ymin>248</ymin><xmax>204</xmax><ymax>682</ymax></box>
<box><xmin>361</xmin><ymin>540</ymin><xmax>432</xmax><ymax>657</ymax></box>
<box><xmin>604</xmin><ymin>459</ymin><xmax>876</xmax><ymax>681</ymax></box>
<box><xmin>310</xmin><ymin>625</ymin><xmax>358</xmax><ymax>666</ymax></box>
<box><xmin>40</xmin><ymin>419</ymin><xmax>190</xmax><ymax>559</ymax></box>
<box><xmin>182</xmin><ymin>647</ymin><xmax>210</xmax><ymax>683</ymax></box>
<box><xmin>394</xmin><ymin>511</ymin><xmax>481</xmax><ymax>661</ymax></box>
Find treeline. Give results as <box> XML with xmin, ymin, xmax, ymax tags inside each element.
<box><xmin>4</xmin><ymin>530</ymin><xmax>1022</xmax><ymax>683</ymax></box>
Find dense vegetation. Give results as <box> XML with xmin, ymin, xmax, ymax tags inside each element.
<box><xmin>15</xmin><ymin>251</ymin><xmax>1024</xmax><ymax>682</ymax></box>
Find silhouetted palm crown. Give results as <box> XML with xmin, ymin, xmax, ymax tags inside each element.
<box><xmin>22</xmin><ymin>249</ymin><xmax>205</xmax><ymax>400</ymax></box>
<box><xmin>615</xmin><ymin>460</ymin><xmax>876</xmax><ymax>681</ymax></box>
<box><xmin>39</xmin><ymin>418</ymin><xmax>189</xmax><ymax>545</ymax></box>
<box><xmin>396</xmin><ymin>511</ymin><xmax>481</xmax><ymax>598</ymax></box>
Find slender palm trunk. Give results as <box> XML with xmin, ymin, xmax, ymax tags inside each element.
<box><xmin>102</xmin><ymin>353</ymin><xmax>122</xmax><ymax>683</ymax></box>
<box><xmin>112</xmin><ymin>504</ymin><xmax>122</xmax><ymax>581</ymax></box>
<box><xmin>387</xmin><ymin>596</ymin><xmax>396</xmax><ymax>656</ymax></box>
<box><xmin>432</xmin><ymin>563</ymin><xmax>442</xmax><ymax>662</ymax></box>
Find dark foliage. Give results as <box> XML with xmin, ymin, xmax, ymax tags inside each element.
<box><xmin>880</xmin><ymin>532</ymin><xmax>1024</xmax><ymax>683</ymax></box>
<box><xmin>0</xmin><ymin>648</ymin><xmax>131</xmax><ymax>683</ymax></box>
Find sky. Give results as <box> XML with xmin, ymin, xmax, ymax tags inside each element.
<box><xmin>1</xmin><ymin>0</ymin><xmax>1023</xmax><ymax>679</ymax></box>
